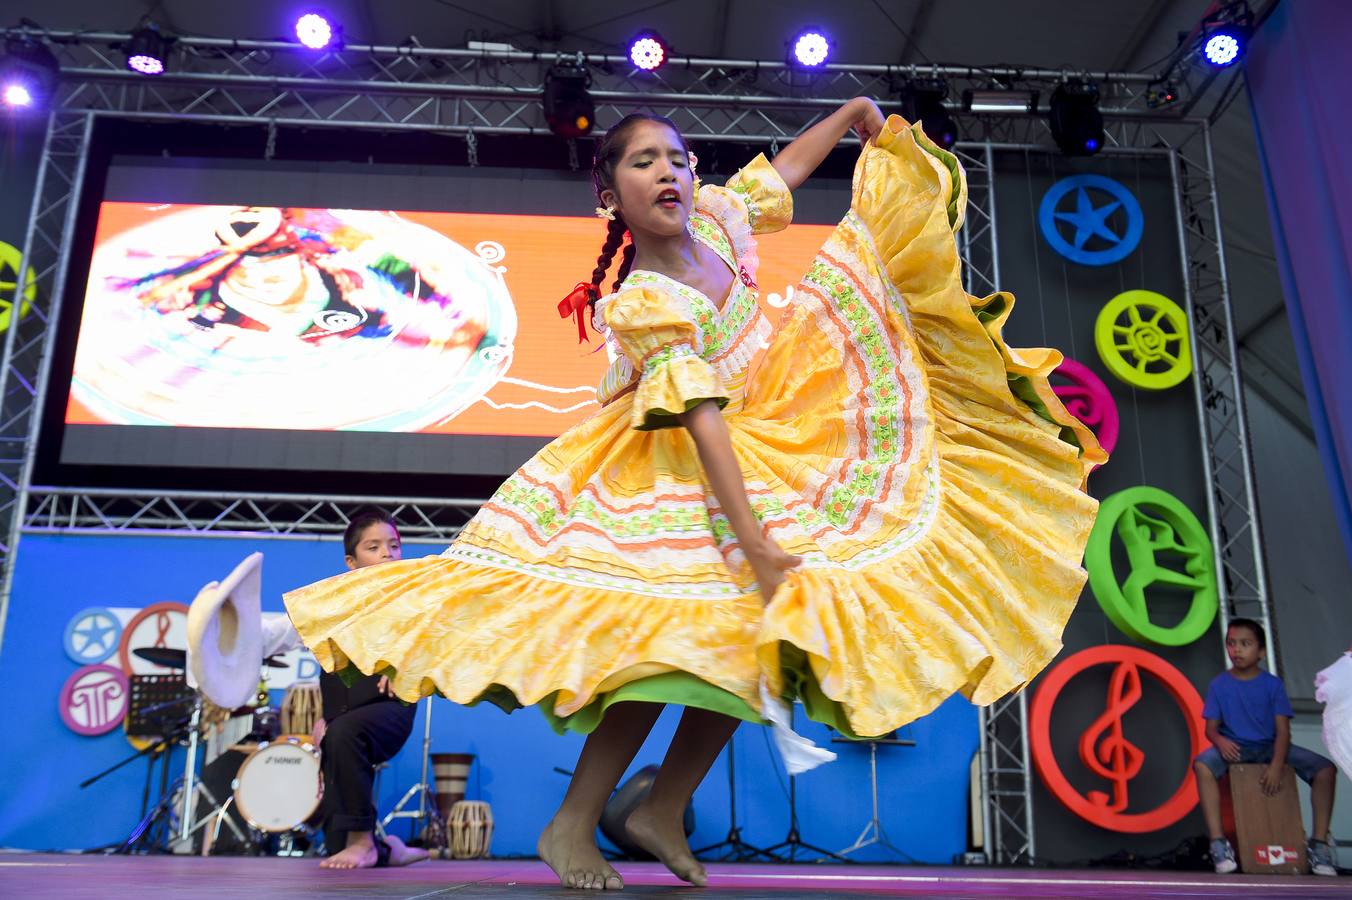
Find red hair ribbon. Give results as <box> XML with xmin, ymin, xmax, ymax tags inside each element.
<box><xmin>558</xmin><ymin>281</ymin><xmax>600</xmax><ymax>343</ymax></box>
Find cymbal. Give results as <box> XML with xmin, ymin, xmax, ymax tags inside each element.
<box><xmin>132</xmin><ymin>648</ymin><xmax>289</xmax><ymax>669</ymax></box>
<box><xmin>133</xmin><ymin>647</ymin><xmax>187</xmax><ymax>669</ymax></box>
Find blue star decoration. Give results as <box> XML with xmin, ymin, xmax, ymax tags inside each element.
<box><xmin>1054</xmin><ymin>187</ymin><xmax>1123</xmax><ymax>250</ymax></box>
<box><xmin>1037</xmin><ymin>174</ymin><xmax>1144</xmax><ymax>267</ymax></box>
<box><xmin>73</xmin><ymin>614</ymin><xmax>118</xmax><ymax>656</ymax></box>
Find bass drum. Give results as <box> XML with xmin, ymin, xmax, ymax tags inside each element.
<box><xmin>232</xmin><ymin>737</ymin><xmax>323</xmax><ymax>833</ymax></box>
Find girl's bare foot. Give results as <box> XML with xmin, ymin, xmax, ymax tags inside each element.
<box><xmin>320</xmin><ymin>832</ymin><xmax>379</xmax><ymax>869</ymax></box>
<box><xmin>538</xmin><ymin>816</ymin><xmax>624</xmax><ymax>890</ymax></box>
<box><xmin>624</xmin><ymin>802</ymin><xmax>706</xmax><ymax>887</ymax></box>
<box><xmin>384</xmin><ymin>834</ymin><xmax>429</xmax><ymax>867</ymax></box>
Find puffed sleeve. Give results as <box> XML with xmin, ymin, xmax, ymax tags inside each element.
<box><xmin>724</xmin><ymin>152</ymin><xmax>793</xmax><ymax>235</ymax></box>
<box><xmin>602</xmin><ymin>287</ymin><xmax>729</xmax><ymax>431</ymax></box>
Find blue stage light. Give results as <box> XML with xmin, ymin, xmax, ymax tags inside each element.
<box><xmin>791</xmin><ymin>31</ymin><xmax>830</xmax><ymax>68</ymax></box>
<box><xmin>2</xmin><ymin>83</ymin><xmax>32</xmax><ymax>108</ymax></box>
<box><xmin>1201</xmin><ymin>30</ymin><xmax>1242</xmax><ymax>67</ymax></box>
<box><xmin>629</xmin><ymin>32</ymin><xmax>668</xmax><ymax>71</ymax></box>
<box><xmin>1</xmin><ymin>37</ymin><xmax>60</xmax><ymax>113</ymax></box>
<box><xmin>1197</xmin><ymin>3</ymin><xmax>1251</xmax><ymax>69</ymax></box>
<box><xmin>296</xmin><ymin>12</ymin><xmax>336</xmax><ymax>50</ymax></box>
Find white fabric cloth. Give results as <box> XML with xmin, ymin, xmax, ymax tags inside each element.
<box><xmin>1315</xmin><ymin>651</ymin><xmax>1352</xmax><ymax>778</ymax></box>
<box><xmin>759</xmin><ymin>678</ymin><xmax>837</xmax><ymax>775</ymax></box>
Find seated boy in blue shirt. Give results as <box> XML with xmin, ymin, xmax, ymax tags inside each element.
<box><xmin>1194</xmin><ymin>618</ymin><xmax>1337</xmax><ymax>875</ymax></box>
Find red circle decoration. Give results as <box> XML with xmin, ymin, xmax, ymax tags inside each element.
<box><xmin>117</xmin><ymin>601</ymin><xmax>190</xmax><ymax>676</ymax></box>
<box><xmin>1029</xmin><ymin>644</ymin><xmax>1207</xmax><ymax>833</ymax></box>
<box><xmin>58</xmin><ymin>664</ymin><xmax>130</xmax><ymax>736</ymax></box>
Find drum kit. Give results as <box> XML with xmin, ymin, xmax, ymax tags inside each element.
<box><xmin>91</xmin><ymin>552</ymin><xmax>455</xmax><ymax>857</ymax></box>
<box><xmin>86</xmin><ymin>642</ymin><xmax>328</xmax><ymax>856</ymax></box>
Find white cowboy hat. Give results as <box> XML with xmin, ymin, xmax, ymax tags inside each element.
<box><xmin>187</xmin><ymin>552</ymin><xmax>264</xmax><ymax>709</ymax></box>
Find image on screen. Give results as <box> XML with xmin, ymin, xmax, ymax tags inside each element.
<box><xmin>71</xmin><ymin>204</ymin><xmax>518</xmax><ymax>433</ymax></box>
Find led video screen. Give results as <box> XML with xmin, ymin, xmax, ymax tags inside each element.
<box><xmin>52</xmin><ymin>157</ymin><xmax>836</xmax><ymax>480</ymax></box>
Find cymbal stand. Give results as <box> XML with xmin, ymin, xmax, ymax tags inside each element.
<box><xmin>379</xmin><ymin>697</ymin><xmax>445</xmax><ymax>847</ymax></box>
<box><xmin>169</xmin><ymin>695</ymin><xmax>248</xmax><ymax>853</ymax></box>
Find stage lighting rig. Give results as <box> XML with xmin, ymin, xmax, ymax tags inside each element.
<box><xmin>961</xmin><ymin>86</ymin><xmax>1038</xmax><ymax>115</ymax></box>
<box><xmin>543</xmin><ymin>64</ymin><xmax>594</xmax><ymax>138</ymax></box>
<box><xmin>1198</xmin><ymin>2</ymin><xmax>1251</xmax><ymax>68</ymax></box>
<box><xmin>901</xmin><ymin>78</ymin><xmax>957</xmax><ymax>151</ymax></box>
<box><xmin>125</xmin><ymin>21</ymin><xmax>172</xmax><ymax>75</ymax></box>
<box><xmin>789</xmin><ymin>30</ymin><xmax>830</xmax><ymax>68</ymax></box>
<box><xmin>1048</xmin><ymin>79</ymin><xmax>1104</xmax><ymax>157</ymax></box>
<box><xmin>629</xmin><ymin>31</ymin><xmax>669</xmax><ymax>71</ymax></box>
<box><xmin>1</xmin><ymin>36</ymin><xmax>59</xmax><ymax>112</ymax></box>
<box><xmin>1145</xmin><ymin>81</ymin><xmax>1179</xmax><ymax>109</ymax></box>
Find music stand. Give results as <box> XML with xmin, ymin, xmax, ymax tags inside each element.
<box><xmin>832</xmin><ymin>732</ymin><xmax>915</xmax><ymax>860</ymax></box>
<box><xmin>693</xmin><ymin>730</ymin><xmax>776</xmax><ymax>862</ymax></box>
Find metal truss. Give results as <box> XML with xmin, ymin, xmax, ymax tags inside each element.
<box><xmin>978</xmin><ymin>693</ymin><xmax>1035</xmax><ymax>864</ymax></box>
<box><xmin>954</xmin><ymin>143</ymin><xmax>999</xmax><ymax>298</ymax></box>
<box><xmin>5</xmin><ymin>28</ymin><xmax>1183</xmax><ymax>151</ymax></box>
<box><xmin>1168</xmin><ymin>122</ymin><xmax>1275</xmax><ymax>673</ymax></box>
<box><xmin>0</xmin><ymin>29</ymin><xmax>1267</xmax><ymax>866</ymax></box>
<box><xmin>975</xmin><ymin>121</ymin><xmax>1271</xmax><ymax>864</ymax></box>
<box><xmin>0</xmin><ymin>111</ymin><xmax>92</xmax><ymax>645</ymax></box>
<box><xmin>22</xmin><ymin>487</ymin><xmax>480</xmax><ymax>544</ymax></box>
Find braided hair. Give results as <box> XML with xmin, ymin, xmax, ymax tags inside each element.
<box><xmin>568</xmin><ymin>113</ymin><xmax>692</xmax><ymax>330</ymax></box>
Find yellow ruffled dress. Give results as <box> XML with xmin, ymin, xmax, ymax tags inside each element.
<box><xmin>284</xmin><ymin>115</ymin><xmax>1105</xmax><ymax>746</ymax></box>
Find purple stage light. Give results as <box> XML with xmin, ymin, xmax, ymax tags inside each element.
<box><xmin>295</xmin><ymin>13</ymin><xmax>334</xmax><ymax>50</ymax></box>
<box><xmin>127</xmin><ymin>54</ymin><xmax>164</xmax><ymax>76</ymax></box>
<box><xmin>791</xmin><ymin>31</ymin><xmax>830</xmax><ymax>67</ymax></box>
<box><xmin>629</xmin><ymin>33</ymin><xmax>667</xmax><ymax>71</ymax></box>
<box><xmin>3</xmin><ymin>83</ymin><xmax>33</xmax><ymax>108</ymax></box>
<box><xmin>124</xmin><ymin>23</ymin><xmax>171</xmax><ymax>75</ymax></box>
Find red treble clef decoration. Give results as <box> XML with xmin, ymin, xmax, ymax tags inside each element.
<box><xmin>1077</xmin><ymin>662</ymin><xmax>1145</xmax><ymax>812</ymax></box>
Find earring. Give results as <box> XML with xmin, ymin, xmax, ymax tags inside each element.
<box><xmin>689</xmin><ymin>152</ymin><xmax>702</xmax><ymax>193</ymax></box>
<box><xmin>595</xmin><ymin>205</ymin><xmax>616</xmax><ymax>221</ymax></box>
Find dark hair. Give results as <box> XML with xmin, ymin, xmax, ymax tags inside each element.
<box><xmin>1226</xmin><ymin>617</ymin><xmax>1266</xmax><ymax>649</ymax></box>
<box><xmin>343</xmin><ymin>506</ymin><xmax>399</xmax><ymax>558</ymax></box>
<box><xmin>577</xmin><ymin>114</ymin><xmax>692</xmax><ymax>308</ymax></box>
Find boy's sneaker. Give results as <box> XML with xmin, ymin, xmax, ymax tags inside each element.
<box><xmin>1308</xmin><ymin>838</ymin><xmax>1337</xmax><ymax>876</ymax></box>
<box><xmin>1210</xmin><ymin>837</ymin><xmax>1238</xmax><ymax>874</ymax></box>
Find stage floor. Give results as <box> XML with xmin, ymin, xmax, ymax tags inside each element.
<box><xmin>0</xmin><ymin>855</ymin><xmax>1345</xmax><ymax>898</ymax></box>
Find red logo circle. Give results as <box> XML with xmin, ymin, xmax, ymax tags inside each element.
<box><xmin>1030</xmin><ymin>644</ymin><xmax>1207</xmax><ymax>833</ymax></box>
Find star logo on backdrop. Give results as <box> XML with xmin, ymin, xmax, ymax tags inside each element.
<box><xmin>1038</xmin><ymin>174</ymin><xmax>1144</xmax><ymax>266</ymax></box>
<box><xmin>64</xmin><ymin>607</ymin><xmax>123</xmax><ymax>665</ymax></box>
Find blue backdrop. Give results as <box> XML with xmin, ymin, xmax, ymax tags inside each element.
<box><xmin>0</xmin><ymin>532</ymin><xmax>977</xmax><ymax>861</ymax></box>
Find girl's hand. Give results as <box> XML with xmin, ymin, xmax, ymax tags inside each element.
<box><xmin>746</xmin><ymin>539</ymin><xmax>802</xmax><ymax>605</ymax></box>
<box><xmin>851</xmin><ymin>97</ymin><xmax>887</xmax><ymax>146</ymax></box>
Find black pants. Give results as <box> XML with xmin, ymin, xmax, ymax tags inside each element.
<box><xmin>321</xmin><ymin>699</ymin><xmax>416</xmax><ymax>853</ymax></box>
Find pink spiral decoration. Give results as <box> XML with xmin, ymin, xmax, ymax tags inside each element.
<box><xmin>1052</xmin><ymin>357</ymin><xmax>1119</xmax><ymax>457</ymax></box>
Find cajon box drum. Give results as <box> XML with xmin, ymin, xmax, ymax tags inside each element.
<box><xmin>1228</xmin><ymin>763</ymin><xmax>1308</xmax><ymax>875</ymax></box>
